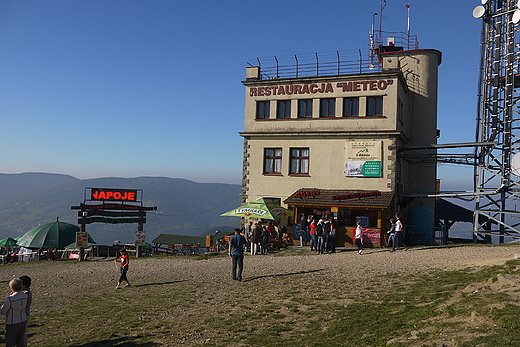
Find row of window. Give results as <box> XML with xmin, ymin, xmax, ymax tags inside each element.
<box><xmin>264</xmin><ymin>148</ymin><xmax>309</xmax><ymax>175</ymax></box>
<box><xmin>256</xmin><ymin>96</ymin><xmax>383</xmax><ymax>119</ymax></box>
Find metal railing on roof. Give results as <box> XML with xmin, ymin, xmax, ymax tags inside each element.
<box><xmin>246</xmin><ymin>31</ymin><xmax>418</xmax><ymax>80</ymax></box>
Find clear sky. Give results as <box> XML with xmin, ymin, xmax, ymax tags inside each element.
<box><xmin>0</xmin><ymin>0</ymin><xmax>481</xmax><ymax>187</ymax></box>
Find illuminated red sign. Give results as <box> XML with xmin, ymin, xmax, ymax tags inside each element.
<box><xmin>90</xmin><ymin>188</ymin><xmax>138</xmax><ymax>202</ymax></box>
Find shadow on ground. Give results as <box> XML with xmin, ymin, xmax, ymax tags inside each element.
<box><xmin>70</xmin><ymin>335</ymin><xmax>159</xmax><ymax>347</ymax></box>
<box><xmin>244</xmin><ymin>268</ymin><xmax>325</xmax><ymax>282</ymax></box>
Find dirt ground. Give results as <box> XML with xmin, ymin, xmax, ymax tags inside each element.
<box><xmin>0</xmin><ymin>244</ymin><xmax>519</xmax><ymax>346</ymax></box>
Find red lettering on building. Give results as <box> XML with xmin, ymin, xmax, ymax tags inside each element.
<box><xmin>331</xmin><ymin>191</ymin><xmax>382</xmax><ymax>200</ymax></box>
<box><xmin>249</xmin><ymin>81</ymin><xmax>391</xmax><ymax>97</ymax></box>
<box><xmin>294</xmin><ymin>190</ymin><xmax>321</xmax><ymax>198</ymax></box>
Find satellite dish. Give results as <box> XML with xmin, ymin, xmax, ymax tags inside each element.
<box><xmin>473</xmin><ymin>5</ymin><xmax>486</xmax><ymax>19</ymax></box>
<box><xmin>517</xmin><ymin>0</ymin><xmax>520</xmax><ymax>8</ymax></box>
<box><xmin>481</xmin><ymin>0</ymin><xmax>488</xmax><ymax>3</ymax></box>
<box><xmin>368</xmin><ymin>64</ymin><xmax>375</xmax><ymax>70</ymax></box>
<box><xmin>512</xmin><ymin>152</ymin><xmax>520</xmax><ymax>176</ymax></box>
<box><xmin>513</xmin><ymin>10</ymin><xmax>520</xmax><ymax>24</ymax></box>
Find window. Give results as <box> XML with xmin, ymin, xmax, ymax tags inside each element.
<box><xmin>264</xmin><ymin>148</ymin><xmax>282</xmax><ymax>174</ymax></box>
<box><xmin>366</xmin><ymin>96</ymin><xmax>383</xmax><ymax>116</ymax></box>
<box><xmin>276</xmin><ymin>100</ymin><xmax>291</xmax><ymax>119</ymax></box>
<box><xmin>343</xmin><ymin>97</ymin><xmax>359</xmax><ymax>117</ymax></box>
<box><xmin>256</xmin><ymin>101</ymin><xmax>270</xmax><ymax>119</ymax></box>
<box><xmin>290</xmin><ymin>148</ymin><xmax>309</xmax><ymax>175</ymax></box>
<box><xmin>298</xmin><ymin>99</ymin><xmax>313</xmax><ymax>118</ymax></box>
<box><xmin>319</xmin><ymin>98</ymin><xmax>335</xmax><ymax>117</ymax></box>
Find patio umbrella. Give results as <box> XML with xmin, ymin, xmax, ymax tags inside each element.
<box><xmin>0</xmin><ymin>237</ymin><xmax>18</xmax><ymax>248</ymax></box>
<box><xmin>17</xmin><ymin>218</ymin><xmax>96</xmax><ymax>249</ymax></box>
<box><xmin>221</xmin><ymin>198</ymin><xmax>293</xmax><ymax>220</ymax></box>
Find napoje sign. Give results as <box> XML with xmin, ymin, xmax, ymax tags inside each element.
<box><xmin>90</xmin><ymin>188</ymin><xmax>138</xmax><ymax>202</ymax></box>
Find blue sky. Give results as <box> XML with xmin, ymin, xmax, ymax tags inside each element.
<box><xmin>0</xmin><ymin>0</ymin><xmax>481</xmax><ymax>188</ymax></box>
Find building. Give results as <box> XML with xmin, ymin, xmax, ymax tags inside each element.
<box><xmin>240</xmin><ymin>43</ymin><xmax>442</xmax><ymax>247</ymax></box>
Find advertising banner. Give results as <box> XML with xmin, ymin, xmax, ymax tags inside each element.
<box><xmin>134</xmin><ymin>231</ymin><xmax>146</xmax><ymax>246</ymax></box>
<box><xmin>75</xmin><ymin>232</ymin><xmax>89</xmax><ymax>248</ymax></box>
<box><xmin>351</xmin><ymin>228</ymin><xmax>381</xmax><ymax>245</ymax></box>
<box><xmin>345</xmin><ymin>140</ymin><xmax>382</xmax><ymax>177</ymax></box>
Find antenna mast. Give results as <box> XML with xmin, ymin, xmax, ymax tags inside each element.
<box><xmin>472</xmin><ymin>0</ymin><xmax>520</xmax><ymax>241</ymax></box>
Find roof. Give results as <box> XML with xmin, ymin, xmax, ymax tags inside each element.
<box><xmin>151</xmin><ymin>234</ymin><xmax>206</xmax><ymax>245</ymax></box>
<box><xmin>284</xmin><ymin>189</ymin><xmax>394</xmax><ymax>209</ymax></box>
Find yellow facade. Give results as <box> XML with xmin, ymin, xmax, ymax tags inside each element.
<box><xmin>240</xmin><ymin>49</ymin><xmax>442</xmax><ymax>246</ymax></box>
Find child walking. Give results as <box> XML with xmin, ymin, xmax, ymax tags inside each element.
<box><xmin>115</xmin><ymin>249</ymin><xmax>131</xmax><ymax>289</ymax></box>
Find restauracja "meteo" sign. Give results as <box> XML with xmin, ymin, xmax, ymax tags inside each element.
<box><xmin>249</xmin><ymin>80</ymin><xmax>394</xmax><ymax>97</ymax></box>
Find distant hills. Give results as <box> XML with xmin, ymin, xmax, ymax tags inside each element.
<box><xmin>0</xmin><ymin>173</ymin><xmax>241</xmax><ymax>246</ymax></box>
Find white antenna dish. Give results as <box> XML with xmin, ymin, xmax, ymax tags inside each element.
<box><xmin>481</xmin><ymin>0</ymin><xmax>488</xmax><ymax>4</ymax></box>
<box><xmin>473</xmin><ymin>5</ymin><xmax>486</xmax><ymax>19</ymax></box>
<box><xmin>512</xmin><ymin>152</ymin><xmax>520</xmax><ymax>176</ymax></box>
<box><xmin>517</xmin><ymin>0</ymin><xmax>520</xmax><ymax>8</ymax></box>
<box><xmin>513</xmin><ymin>10</ymin><xmax>520</xmax><ymax>24</ymax></box>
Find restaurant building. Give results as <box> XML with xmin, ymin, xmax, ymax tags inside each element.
<box><xmin>240</xmin><ymin>43</ymin><xmax>442</xmax><ymax>247</ymax></box>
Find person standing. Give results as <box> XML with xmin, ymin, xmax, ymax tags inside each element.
<box><xmin>243</xmin><ymin>221</ymin><xmax>253</xmax><ymax>253</ymax></box>
<box><xmin>328</xmin><ymin>219</ymin><xmax>336</xmax><ymax>253</ymax></box>
<box><xmin>386</xmin><ymin>218</ymin><xmax>396</xmax><ymax>250</ymax></box>
<box><xmin>260</xmin><ymin>225</ymin><xmax>270</xmax><ymax>255</ymax></box>
<box><xmin>229</xmin><ymin>228</ymin><xmax>247</xmax><ymax>281</ymax></box>
<box><xmin>1</xmin><ymin>278</ymin><xmax>28</xmax><ymax>347</ymax></box>
<box><xmin>309</xmin><ymin>219</ymin><xmax>317</xmax><ymax>251</ymax></box>
<box><xmin>244</xmin><ymin>221</ymin><xmax>253</xmax><ymax>243</ymax></box>
<box><xmin>299</xmin><ymin>213</ymin><xmax>308</xmax><ymax>247</ymax></box>
<box><xmin>354</xmin><ymin>220</ymin><xmax>364</xmax><ymax>255</ymax></box>
<box><xmin>115</xmin><ymin>249</ymin><xmax>131</xmax><ymax>289</ymax></box>
<box><xmin>251</xmin><ymin>223</ymin><xmax>261</xmax><ymax>255</ymax></box>
<box><xmin>317</xmin><ymin>219</ymin><xmax>325</xmax><ymax>255</ymax></box>
<box><xmin>19</xmin><ymin>276</ymin><xmax>31</xmax><ymax>347</ymax></box>
<box><xmin>392</xmin><ymin>214</ymin><xmax>408</xmax><ymax>252</ymax></box>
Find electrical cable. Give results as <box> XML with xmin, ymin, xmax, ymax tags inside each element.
<box><xmin>149</xmin><ymin>194</ymin><xmax>241</xmax><ymax>217</ymax></box>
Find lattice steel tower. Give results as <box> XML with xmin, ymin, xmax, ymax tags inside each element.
<box><xmin>473</xmin><ymin>0</ymin><xmax>520</xmax><ymax>241</ymax></box>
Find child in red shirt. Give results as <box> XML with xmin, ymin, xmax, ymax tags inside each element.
<box><xmin>115</xmin><ymin>249</ymin><xmax>131</xmax><ymax>289</ymax></box>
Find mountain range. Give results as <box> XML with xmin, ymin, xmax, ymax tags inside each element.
<box><xmin>0</xmin><ymin>173</ymin><xmax>241</xmax><ymax>246</ymax></box>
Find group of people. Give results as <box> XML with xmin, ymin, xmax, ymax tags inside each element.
<box><xmin>354</xmin><ymin>213</ymin><xmax>408</xmax><ymax>255</ymax></box>
<box><xmin>0</xmin><ymin>249</ymin><xmax>19</xmax><ymax>264</ymax></box>
<box><xmin>384</xmin><ymin>213</ymin><xmax>408</xmax><ymax>252</ymax></box>
<box><xmin>0</xmin><ymin>275</ymin><xmax>32</xmax><ymax>347</ymax></box>
<box><xmin>299</xmin><ymin>215</ymin><xmax>336</xmax><ymax>255</ymax></box>
<box><xmin>242</xmin><ymin>221</ymin><xmax>287</xmax><ymax>255</ymax></box>
<box><xmin>36</xmin><ymin>248</ymin><xmax>62</xmax><ymax>261</ymax></box>
<box><xmin>0</xmin><ymin>247</ymin><xmax>63</xmax><ymax>265</ymax></box>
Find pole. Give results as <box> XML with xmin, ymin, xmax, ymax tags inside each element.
<box><xmin>405</xmin><ymin>4</ymin><xmax>411</xmax><ymax>50</ymax></box>
<box><xmin>79</xmin><ymin>219</ymin><xmax>85</xmax><ymax>261</ymax></box>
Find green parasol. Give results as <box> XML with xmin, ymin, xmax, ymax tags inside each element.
<box><xmin>221</xmin><ymin>198</ymin><xmax>293</xmax><ymax>220</ymax></box>
<box><xmin>0</xmin><ymin>237</ymin><xmax>18</xmax><ymax>248</ymax></box>
<box><xmin>17</xmin><ymin>218</ymin><xmax>96</xmax><ymax>249</ymax></box>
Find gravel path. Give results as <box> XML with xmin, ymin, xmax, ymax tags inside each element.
<box><xmin>1</xmin><ymin>245</ymin><xmax>516</xmax><ymax>297</ymax></box>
